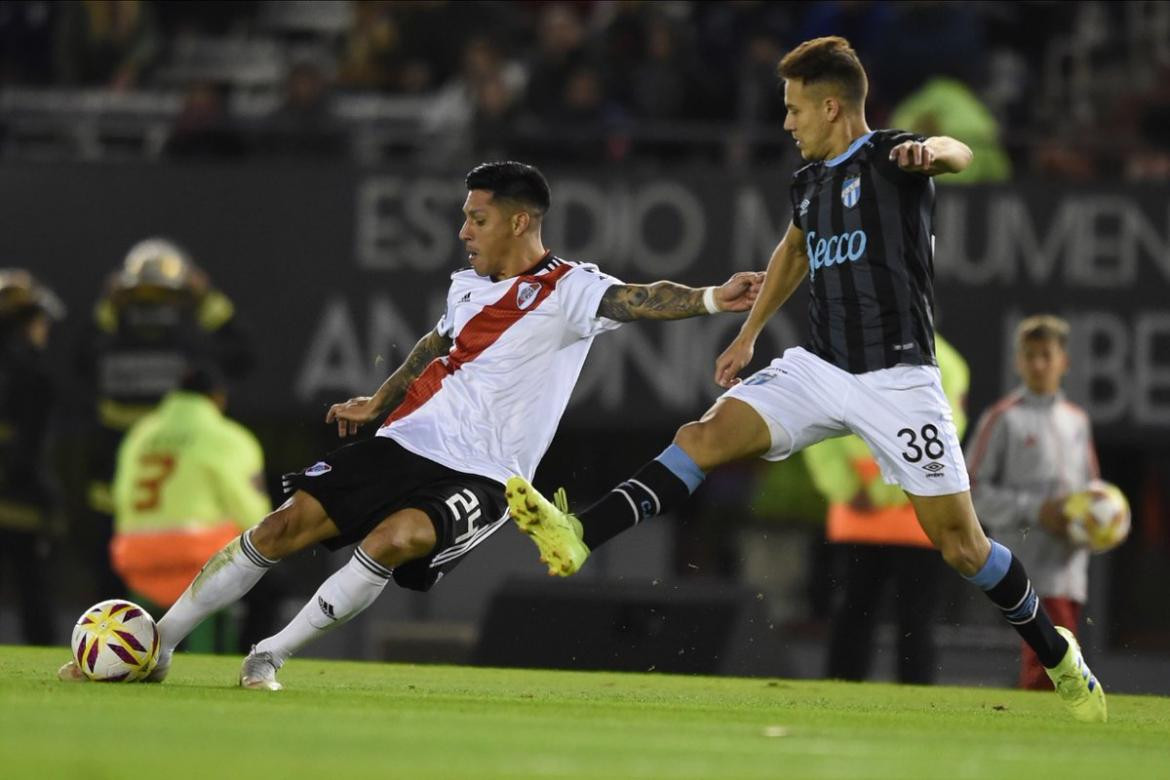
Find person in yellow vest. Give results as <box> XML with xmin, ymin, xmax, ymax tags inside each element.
<box><xmin>82</xmin><ymin>238</ymin><xmax>254</xmax><ymax>600</ymax></box>
<box><xmin>803</xmin><ymin>334</ymin><xmax>969</xmax><ymax>683</ymax></box>
<box><xmin>110</xmin><ymin>366</ymin><xmax>270</xmax><ymax>652</ymax></box>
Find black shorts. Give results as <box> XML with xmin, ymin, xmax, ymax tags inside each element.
<box><xmin>283</xmin><ymin>437</ymin><xmax>508</xmax><ymax>592</ymax></box>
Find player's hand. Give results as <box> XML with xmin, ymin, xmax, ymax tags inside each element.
<box><xmin>1039</xmin><ymin>496</ymin><xmax>1071</xmax><ymax>536</ymax></box>
<box><xmin>889</xmin><ymin>140</ymin><xmax>935</xmax><ymax>173</ymax></box>
<box><xmin>713</xmin><ymin>271</ymin><xmax>766</xmax><ymax>312</ymax></box>
<box><xmin>714</xmin><ymin>336</ymin><xmax>755</xmax><ymax>388</ymax></box>
<box><xmin>325</xmin><ymin>396</ymin><xmax>382</xmax><ymax>438</ymax></box>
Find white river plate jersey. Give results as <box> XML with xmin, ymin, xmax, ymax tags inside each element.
<box><xmin>377</xmin><ymin>254</ymin><xmax>622</xmax><ymax>485</ymax></box>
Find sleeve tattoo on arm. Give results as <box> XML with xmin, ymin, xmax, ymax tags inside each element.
<box><xmin>597</xmin><ymin>283</ymin><xmax>706</xmax><ymax>322</ymax></box>
<box><xmin>380</xmin><ymin>330</ymin><xmax>452</xmax><ymax>408</ymax></box>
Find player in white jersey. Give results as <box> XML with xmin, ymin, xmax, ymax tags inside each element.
<box><xmin>56</xmin><ymin>161</ymin><xmax>763</xmax><ymax>689</ymax></box>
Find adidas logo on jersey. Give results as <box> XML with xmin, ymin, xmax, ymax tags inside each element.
<box><xmin>458</xmin><ymin>292</ymin><xmax>471</xmax><ymax>303</ymax></box>
<box><xmin>318</xmin><ymin>597</ymin><xmax>337</xmax><ymax>620</ymax></box>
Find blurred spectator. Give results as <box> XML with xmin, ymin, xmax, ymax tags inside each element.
<box><xmin>0</xmin><ymin>0</ymin><xmax>1158</xmax><ymax>178</ymax></box>
<box><xmin>628</xmin><ymin>13</ymin><xmax>701</xmax><ymax>121</ymax></box>
<box><xmin>111</xmin><ymin>366</ymin><xmax>274</xmax><ymax>653</ymax></box>
<box><xmin>259</xmin><ymin>55</ymin><xmax>346</xmax><ymax>158</ymax></box>
<box><xmin>522</xmin><ymin>3</ymin><xmax>592</xmax><ymax>122</ymax></box>
<box><xmin>338</xmin><ymin>1</ymin><xmax>509</xmax><ymax>95</ymax></box>
<box><xmin>0</xmin><ymin>1</ymin><xmax>59</xmax><ymax>86</ymax></box>
<box><xmin>424</xmin><ymin>35</ymin><xmax>526</xmax><ymax>161</ymax></box>
<box><xmin>692</xmin><ymin>1</ymin><xmax>794</xmax><ymax>120</ymax></box>
<box><xmin>0</xmin><ymin>270</ymin><xmax>65</xmax><ymax>645</ymax></box>
<box><xmin>797</xmin><ymin>1</ymin><xmax>897</xmax><ymax>112</ymax></box>
<box><xmin>153</xmin><ymin>1</ymin><xmax>258</xmax><ymax>39</ymax></box>
<box><xmin>1124</xmin><ymin>65</ymin><xmax>1170</xmax><ymax>183</ymax></box>
<box><xmin>872</xmin><ymin>3</ymin><xmax>986</xmax><ymax>111</ymax></box>
<box><xmin>79</xmin><ymin>238</ymin><xmax>255</xmax><ymax>602</ymax></box>
<box><xmin>890</xmin><ymin>76</ymin><xmax>1012</xmax><ymax>184</ymax></box>
<box><xmin>737</xmin><ymin>31</ymin><xmax>786</xmax><ymax>127</ymax></box>
<box><xmin>336</xmin><ymin>0</ymin><xmax>401</xmax><ymax>91</ymax></box>
<box><xmin>967</xmin><ymin>316</ymin><xmax>1100</xmax><ymax>691</ymax></box>
<box><xmin>471</xmin><ymin>68</ymin><xmax>523</xmax><ymax>160</ymax></box>
<box><xmin>163</xmin><ymin>80</ymin><xmax>248</xmax><ymax>160</ymax></box>
<box><xmin>53</xmin><ymin>0</ymin><xmax>160</xmax><ymax>90</ymax></box>
<box><xmin>558</xmin><ymin>65</ymin><xmax>628</xmax><ymax>163</ymax></box>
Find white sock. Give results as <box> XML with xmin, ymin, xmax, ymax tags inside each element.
<box><xmin>156</xmin><ymin>529</ymin><xmax>276</xmax><ymax>654</ymax></box>
<box><xmin>255</xmin><ymin>548</ymin><xmax>392</xmax><ymax>666</ymax></box>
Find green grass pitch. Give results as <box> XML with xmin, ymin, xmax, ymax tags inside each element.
<box><xmin>2</xmin><ymin>646</ymin><xmax>1168</xmax><ymax>779</ymax></box>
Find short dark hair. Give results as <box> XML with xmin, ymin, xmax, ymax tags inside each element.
<box><xmin>465</xmin><ymin>161</ymin><xmax>551</xmax><ymax>216</ymax></box>
<box><xmin>777</xmin><ymin>36</ymin><xmax>868</xmax><ymax>107</ymax></box>
<box><xmin>1015</xmin><ymin>315</ymin><xmax>1070</xmax><ymax>349</ymax></box>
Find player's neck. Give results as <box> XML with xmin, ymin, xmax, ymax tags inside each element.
<box><xmin>496</xmin><ymin>243</ymin><xmax>550</xmax><ymax>280</ymax></box>
<box><xmin>823</xmin><ymin>116</ymin><xmax>872</xmax><ymax>161</ymax></box>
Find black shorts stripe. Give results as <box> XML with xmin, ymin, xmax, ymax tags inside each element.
<box><xmin>286</xmin><ymin>437</ymin><xmax>508</xmax><ymax>592</ymax></box>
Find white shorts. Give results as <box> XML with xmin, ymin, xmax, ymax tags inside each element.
<box><xmin>723</xmin><ymin>346</ymin><xmax>970</xmax><ymax>497</ymax></box>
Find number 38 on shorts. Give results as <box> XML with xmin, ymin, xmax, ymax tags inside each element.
<box><xmin>723</xmin><ymin>347</ymin><xmax>971</xmax><ymax>497</ymax></box>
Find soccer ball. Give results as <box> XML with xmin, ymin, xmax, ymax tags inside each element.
<box><xmin>1064</xmin><ymin>480</ymin><xmax>1131</xmax><ymax>554</ymax></box>
<box><xmin>71</xmin><ymin>599</ymin><xmax>160</xmax><ymax>682</ymax></box>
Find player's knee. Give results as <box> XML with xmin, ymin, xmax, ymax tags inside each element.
<box><xmin>250</xmin><ymin>512</ymin><xmax>292</xmax><ymax>559</ymax></box>
<box><xmin>250</xmin><ymin>496</ymin><xmax>328</xmax><ymax>560</ymax></box>
<box><xmin>363</xmin><ymin>514</ymin><xmax>436</xmax><ymax>568</ymax></box>
<box><xmin>673</xmin><ymin>421</ymin><xmax>718</xmax><ymax>464</ymax></box>
<box><xmin>938</xmin><ymin>536</ymin><xmax>983</xmax><ymax>577</ymax></box>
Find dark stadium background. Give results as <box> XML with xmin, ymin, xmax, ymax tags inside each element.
<box><xmin>1</xmin><ymin>0</ymin><xmax>1168</xmax><ymax>693</ymax></box>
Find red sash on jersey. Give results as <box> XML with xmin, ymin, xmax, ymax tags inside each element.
<box><xmin>383</xmin><ymin>264</ymin><xmax>574</xmax><ymax>426</ymax></box>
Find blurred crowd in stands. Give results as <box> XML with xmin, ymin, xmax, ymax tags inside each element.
<box><xmin>0</xmin><ymin>0</ymin><xmax>1168</xmax><ymax>178</ymax></box>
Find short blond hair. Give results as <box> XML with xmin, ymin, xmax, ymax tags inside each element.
<box><xmin>1015</xmin><ymin>315</ymin><xmax>1070</xmax><ymax>349</ymax></box>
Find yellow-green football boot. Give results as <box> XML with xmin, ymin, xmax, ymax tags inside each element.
<box><xmin>1045</xmin><ymin>626</ymin><xmax>1107</xmax><ymax>723</ymax></box>
<box><xmin>505</xmin><ymin>477</ymin><xmax>589</xmax><ymax>576</ymax></box>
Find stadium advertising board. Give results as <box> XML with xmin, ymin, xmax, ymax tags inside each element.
<box><xmin>3</xmin><ymin>164</ymin><xmax>1166</xmax><ymax>442</ymax></box>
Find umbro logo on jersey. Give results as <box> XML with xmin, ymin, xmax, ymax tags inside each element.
<box><xmin>516</xmin><ymin>281</ymin><xmax>541</xmax><ymax>310</ymax></box>
<box><xmin>923</xmin><ymin>462</ymin><xmax>945</xmax><ymax>477</ymax></box>
<box><xmin>799</xmin><ymin>198</ymin><xmax>810</xmax><ymax>217</ymax></box>
<box><xmin>841</xmin><ymin>176</ymin><xmax>861</xmax><ymax>208</ymax></box>
<box><xmin>304</xmin><ymin>461</ymin><xmax>332</xmax><ymax>477</ymax></box>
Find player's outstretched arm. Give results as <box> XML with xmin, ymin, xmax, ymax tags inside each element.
<box><xmin>715</xmin><ymin>221</ymin><xmax>808</xmax><ymax>388</ymax></box>
<box><xmin>325</xmin><ymin>328</ymin><xmax>453</xmax><ymax>437</ymax></box>
<box><xmin>889</xmin><ymin>136</ymin><xmax>973</xmax><ymax>176</ymax></box>
<box><xmin>596</xmin><ymin>271</ymin><xmax>765</xmax><ymax>322</ymax></box>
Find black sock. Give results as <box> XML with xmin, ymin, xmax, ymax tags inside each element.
<box><xmin>966</xmin><ymin>541</ymin><xmax>1069</xmax><ymax>668</ymax></box>
<box><xmin>580</xmin><ymin>444</ymin><xmax>705</xmax><ymax>550</ymax></box>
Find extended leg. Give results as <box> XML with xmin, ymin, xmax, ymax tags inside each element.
<box><xmin>909</xmin><ymin>491</ymin><xmax>1105</xmax><ymax>722</ymax></box>
<box><xmin>507</xmin><ymin>398</ymin><xmax>776</xmax><ymax>575</ymax></box>
<box><xmin>150</xmin><ymin>491</ymin><xmax>338</xmax><ymax>680</ymax></box>
<box><xmin>240</xmin><ymin>508</ymin><xmax>436</xmax><ymax>690</ymax></box>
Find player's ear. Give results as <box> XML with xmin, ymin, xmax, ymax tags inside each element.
<box><xmin>511</xmin><ymin>210</ymin><xmax>530</xmax><ymax>236</ymax></box>
<box><xmin>824</xmin><ymin>96</ymin><xmax>840</xmax><ymax>122</ymax></box>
